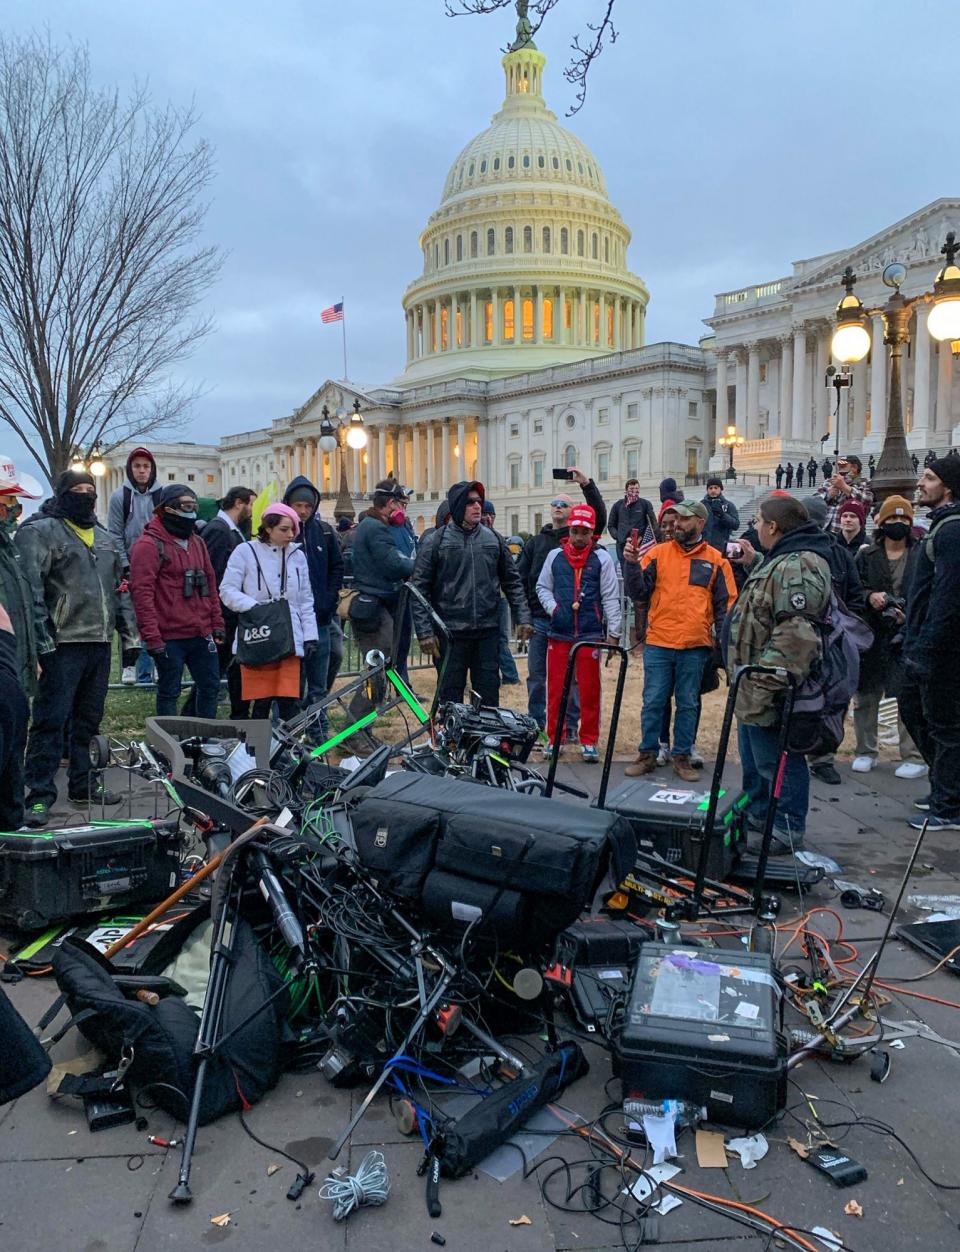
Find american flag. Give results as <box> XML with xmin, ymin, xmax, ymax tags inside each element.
<box><xmin>321</xmin><ymin>301</ymin><xmax>344</xmax><ymax>324</ymax></box>
<box><xmin>637</xmin><ymin>522</ymin><xmax>657</xmax><ymax>558</ymax></box>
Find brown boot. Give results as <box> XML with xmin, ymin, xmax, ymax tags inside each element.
<box><xmin>671</xmin><ymin>754</ymin><xmax>699</xmax><ymax>783</ymax></box>
<box><xmin>624</xmin><ymin>750</ymin><xmax>658</xmax><ymax>778</ymax></box>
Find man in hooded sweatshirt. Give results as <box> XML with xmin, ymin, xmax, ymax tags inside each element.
<box><xmin>108</xmin><ymin>446</ymin><xmax>162</xmax><ymax>684</ymax></box>
<box><xmin>411</xmin><ymin>480</ymin><xmax>532</xmax><ymax>706</ymax></box>
<box><xmin>129</xmin><ymin>485</ymin><xmax>224</xmax><ymax>718</ymax></box>
<box><xmin>283</xmin><ymin>476</ymin><xmax>344</xmax><ymax>719</ymax></box>
<box><xmin>17</xmin><ymin>470</ymin><xmax>138</xmax><ymax>826</ymax></box>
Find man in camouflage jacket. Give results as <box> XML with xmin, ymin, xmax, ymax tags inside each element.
<box><xmin>727</xmin><ymin>495</ymin><xmax>832</xmax><ymax>854</ymax></box>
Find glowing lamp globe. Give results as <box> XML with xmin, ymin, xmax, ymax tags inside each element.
<box><xmin>346</xmin><ymin>418</ymin><xmax>367</xmax><ymax>450</ymax></box>
<box><xmin>928</xmin><ymin>283</ymin><xmax>960</xmax><ymax>343</ymax></box>
<box><xmin>831</xmin><ymin>321</ymin><xmax>871</xmax><ymax>364</ymax></box>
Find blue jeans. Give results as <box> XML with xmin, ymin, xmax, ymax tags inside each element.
<box><xmin>135</xmin><ymin>641</ymin><xmax>154</xmax><ymax>683</ymax></box>
<box><xmin>526</xmin><ymin>628</ymin><xmax>578</xmax><ymax>733</ymax></box>
<box><xmin>155</xmin><ymin>636</ymin><xmax>220</xmax><ymax>718</ymax></box>
<box><xmin>738</xmin><ymin>721</ymin><xmax>810</xmax><ymax>839</ymax></box>
<box><xmin>498</xmin><ymin>596</ymin><xmax>519</xmax><ymax>683</ymax></box>
<box><xmin>301</xmin><ymin>625</ymin><xmax>332</xmax><ymax>737</ymax></box>
<box><xmin>640</xmin><ymin>645</ymin><xmax>709</xmax><ymax>756</ymax></box>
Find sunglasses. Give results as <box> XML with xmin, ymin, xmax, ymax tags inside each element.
<box><xmin>550</xmin><ymin>499</ymin><xmax>571</xmax><ymax>509</ymax></box>
<box><xmin>466</xmin><ymin>495</ymin><xmax>483</xmax><ymax>504</ymax></box>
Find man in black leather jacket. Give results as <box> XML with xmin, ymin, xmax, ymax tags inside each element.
<box><xmin>411</xmin><ymin>480</ymin><xmax>532</xmax><ymax>705</ymax></box>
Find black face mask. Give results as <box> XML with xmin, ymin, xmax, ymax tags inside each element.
<box><xmin>881</xmin><ymin>522</ymin><xmax>910</xmax><ymax>542</ymax></box>
<box><xmin>58</xmin><ymin>492</ymin><xmax>97</xmax><ymax>526</ymax></box>
<box><xmin>161</xmin><ymin>510</ymin><xmax>197</xmax><ymax>539</ymax></box>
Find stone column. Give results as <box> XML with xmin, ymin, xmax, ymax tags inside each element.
<box><xmin>579</xmin><ymin>287</ymin><xmax>588</xmax><ymax>346</ymax></box>
<box><xmin>815</xmin><ymin>330</ymin><xmax>830</xmax><ymax>442</ymax></box>
<box><xmin>351</xmin><ymin>447</ymin><xmax>362</xmax><ymax>494</ymax></box>
<box><xmin>792</xmin><ymin>326</ymin><xmax>808</xmax><ymax>443</ymax></box>
<box><xmin>912</xmin><ymin>305</ymin><xmax>931</xmax><ymax>433</ymax></box>
<box><xmin>406</xmin><ymin>310</ymin><xmax>414</xmax><ymax>361</ymax></box>
<box><xmin>746</xmin><ymin>342</ymin><xmax>760</xmax><ymax>439</ymax></box>
<box><xmin>779</xmin><ymin>335</ymin><xmax>794</xmax><ymax>440</ymax></box>
<box><xmin>558</xmin><ymin>286</ymin><xmax>566</xmax><ymax>345</ymax></box>
<box><xmin>852</xmin><ymin>360</ymin><xmax>868</xmax><ymax>443</ymax></box>
<box><xmin>534</xmin><ymin>287</ymin><xmax>543</xmax><ymax>344</ymax></box>
<box><xmin>376</xmin><ymin>426</ymin><xmax>387</xmax><ymax>482</ymax></box>
<box><xmin>412</xmin><ymin>422</ymin><xmax>422</xmax><ymax>493</ymax></box>
<box><xmin>457</xmin><ymin>417</ymin><xmax>466</xmax><ymax>479</ymax></box>
<box><xmin>734</xmin><ymin>349</ymin><xmax>746</xmax><ymax>430</ymax></box>
<box><xmin>441</xmin><ymin>419</ymin><xmax>451</xmax><ymax>491</ymax></box>
<box><xmin>512</xmin><ymin>286</ymin><xmax>520</xmax><ymax>342</ymax></box>
<box><xmin>714</xmin><ymin>353</ymin><xmax>728</xmax><ymax>455</ymax></box>
<box><xmin>493</xmin><ymin>289</ymin><xmax>502</xmax><ymax>346</ymax></box>
<box><xmin>469</xmin><ymin>290</ymin><xmax>478</xmax><ymax>349</ymax></box>
<box><xmin>451</xmin><ymin>297</ymin><xmax>460</xmax><ymax>351</ymax></box>
<box><xmin>870</xmin><ymin>314</ymin><xmax>887</xmax><ymax>438</ymax></box>
<box><xmin>426</xmin><ymin>421</ymin><xmax>436</xmax><ymax>493</ymax></box>
<box><xmin>598</xmin><ymin>293</ymin><xmax>607</xmax><ymax>348</ymax></box>
<box><xmin>936</xmin><ymin>340</ymin><xmax>954</xmax><ymax>434</ymax></box>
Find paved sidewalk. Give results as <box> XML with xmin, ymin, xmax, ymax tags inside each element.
<box><xmin>2</xmin><ymin>756</ymin><xmax>960</xmax><ymax>1251</ymax></box>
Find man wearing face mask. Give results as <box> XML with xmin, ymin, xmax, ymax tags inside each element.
<box><xmin>412</xmin><ymin>480</ymin><xmax>533</xmax><ymax>706</ymax></box>
<box><xmin>622</xmin><ymin>501</ymin><xmax>737</xmax><ymax>782</ymax></box>
<box><xmin>16</xmin><ymin>470</ymin><xmax>138</xmax><ymax>826</ymax></box>
<box><xmin>851</xmin><ymin>495</ymin><xmax>925</xmax><ymax>779</ymax></box>
<box><xmin>129</xmin><ymin>485</ymin><xmax>224</xmax><ymax>718</ymax></box>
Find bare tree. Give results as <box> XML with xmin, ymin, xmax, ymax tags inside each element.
<box><xmin>445</xmin><ymin>0</ymin><xmax>618</xmax><ymax>115</ymax></box>
<box><xmin>0</xmin><ymin>34</ymin><xmax>222</xmax><ymax>484</ymax></box>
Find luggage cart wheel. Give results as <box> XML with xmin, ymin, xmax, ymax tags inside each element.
<box><xmin>88</xmin><ymin>735</ymin><xmax>112</xmax><ymax>770</ymax></box>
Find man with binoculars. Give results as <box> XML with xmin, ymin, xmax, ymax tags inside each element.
<box><xmin>130</xmin><ymin>484</ymin><xmax>224</xmax><ymax>718</ymax></box>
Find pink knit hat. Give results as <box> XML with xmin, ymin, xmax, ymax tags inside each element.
<box><xmin>261</xmin><ymin>501</ymin><xmax>301</xmax><ymax>537</ymax></box>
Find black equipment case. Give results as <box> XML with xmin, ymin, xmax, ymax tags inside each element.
<box><xmin>601</xmin><ymin>779</ymin><xmax>747</xmax><ymax>880</ymax></box>
<box><xmin>350</xmin><ymin>773</ymin><xmax>636</xmax><ymax>950</ymax></box>
<box><xmin>615</xmin><ymin>942</ymin><xmax>787</xmax><ymax>1129</ymax></box>
<box><xmin>0</xmin><ymin>821</ymin><xmax>181</xmax><ymax>931</ymax></box>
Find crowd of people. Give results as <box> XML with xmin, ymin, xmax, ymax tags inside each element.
<box><xmin>0</xmin><ymin>441</ymin><xmax>958</xmax><ymax>850</ymax></box>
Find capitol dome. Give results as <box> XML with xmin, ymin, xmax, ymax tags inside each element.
<box><xmin>398</xmin><ymin>25</ymin><xmax>649</xmax><ymax>386</ymax></box>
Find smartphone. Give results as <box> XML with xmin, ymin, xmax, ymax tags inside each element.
<box><xmin>552</xmin><ymin>467</ymin><xmax>574</xmax><ymax>481</ymax></box>
<box><xmin>726</xmin><ymin>541</ymin><xmax>742</xmax><ymax>558</ymax></box>
<box><xmin>629</xmin><ymin>528</ymin><xmax>639</xmax><ymax>547</ymax></box>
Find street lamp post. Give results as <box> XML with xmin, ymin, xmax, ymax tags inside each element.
<box><xmin>829</xmin><ymin>232</ymin><xmax>960</xmax><ymax>506</ymax></box>
<box><xmin>717</xmin><ymin>423</ymin><xmax>745</xmax><ymax>480</ymax></box>
<box><xmin>318</xmin><ymin>398</ymin><xmax>367</xmax><ymax>520</ymax></box>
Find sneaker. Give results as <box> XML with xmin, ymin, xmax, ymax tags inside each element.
<box><xmin>624</xmin><ymin>750</ymin><xmax>658</xmax><ymax>778</ymax></box>
<box><xmin>908</xmin><ymin>813</ymin><xmax>960</xmax><ymax>831</ymax></box>
<box><xmin>810</xmin><ymin>762</ymin><xmax>842</xmax><ymax>786</ymax></box>
<box><xmin>914</xmin><ymin>794</ymin><xmax>932</xmax><ymax>811</ymax></box>
<box><xmin>851</xmin><ymin>755</ymin><xmax>876</xmax><ymax>773</ymax></box>
<box><xmin>671</xmin><ymin>754</ymin><xmax>699</xmax><ymax>783</ymax></box>
<box><xmin>68</xmin><ymin>787</ymin><xmax>123</xmax><ymax>806</ymax></box>
<box><xmin>20</xmin><ymin>802</ymin><xmax>50</xmax><ymax>830</ymax></box>
<box><xmin>121</xmin><ymin>666</ymin><xmax>136</xmax><ymax>686</ymax></box>
<box><xmin>656</xmin><ymin>742</ymin><xmax>669</xmax><ymax>767</ymax></box>
<box><xmin>581</xmin><ymin>744</ymin><xmax>599</xmax><ymax>764</ymax></box>
<box><xmin>895</xmin><ymin>762</ymin><xmax>928</xmax><ymax>780</ymax></box>
<box><xmin>689</xmin><ymin>748</ymin><xmax>705</xmax><ymax>769</ymax></box>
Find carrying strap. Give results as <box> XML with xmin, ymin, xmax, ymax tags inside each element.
<box><xmin>247</xmin><ymin>541</ymin><xmax>287</xmax><ymax>598</ymax></box>
<box><xmin>922</xmin><ymin>510</ymin><xmax>960</xmax><ymax>562</ymax></box>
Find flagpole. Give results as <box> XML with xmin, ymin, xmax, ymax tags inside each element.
<box><xmin>341</xmin><ymin>296</ymin><xmax>348</xmax><ymax>381</ymax></box>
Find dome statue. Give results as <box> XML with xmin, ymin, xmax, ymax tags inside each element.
<box><xmin>397</xmin><ymin>20</ymin><xmax>649</xmax><ymax>386</ymax></box>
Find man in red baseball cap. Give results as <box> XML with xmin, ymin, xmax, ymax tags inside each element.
<box><xmin>535</xmin><ymin>504</ymin><xmax>620</xmax><ymax>763</ymax></box>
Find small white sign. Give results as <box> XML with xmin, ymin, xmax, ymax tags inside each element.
<box><xmin>649</xmin><ymin>789</ymin><xmax>696</xmax><ymax>805</ymax></box>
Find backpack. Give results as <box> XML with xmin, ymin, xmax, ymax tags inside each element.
<box><xmin>920</xmin><ymin>510</ymin><xmax>960</xmax><ymax>563</ymax></box>
<box><xmin>788</xmin><ymin>591</ymin><xmax>874</xmax><ymax>756</ymax></box>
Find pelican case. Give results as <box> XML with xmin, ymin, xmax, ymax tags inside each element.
<box><xmin>600</xmin><ymin>779</ymin><xmax>747</xmax><ymax>880</ymax></box>
<box><xmin>615</xmin><ymin>943</ymin><xmax>787</xmax><ymax>1128</ymax></box>
<box><xmin>0</xmin><ymin>821</ymin><xmax>181</xmax><ymax>931</ymax></box>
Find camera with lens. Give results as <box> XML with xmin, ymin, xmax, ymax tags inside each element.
<box><xmin>437</xmin><ymin>699</ymin><xmax>539</xmax><ymax>763</ymax></box>
<box><xmin>880</xmin><ymin>594</ymin><xmax>906</xmax><ymax>622</ymax></box>
<box><xmin>183</xmin><ymin>568</ymin><xmax>210</xmax><ymax>599</ymax></box>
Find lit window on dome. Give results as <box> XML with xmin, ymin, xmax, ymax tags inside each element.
<box><xmin>487</xmin><ymin>228</ymin><xmax>495</xmax><ymax>256</ymax></box>
<box><xmin>456</xmin><ymin>307</ymin><xmax>463</xmax><ymax>347</ymax></box>
<box><xmin>505</xmin><ymin>226</ymin><xmax>514</xmax><ymax>254</ymax></box>
<box><xmin>508</xmin><ymin>155</ymin><xmax>515</xmax><ymax>169</ymax></box>
<box><xmin>538</xmin><ymin>155</ymin><xmax>545</xmax><ymax>168</ymax></box>
<box><xmin>440</xmin><ymin>305</ymin><xmax>449</xmax><ymax>350</ymax></box>
<box><xmin>560</xmin><ymin>227</ymin><xmax>568</xmax><ymax>255</ymax></box>
<box><xmin>543</xmin><ymin>298</ymin><xmax>554</xmax><ymax>340</ymax></box>
<box><xmin>607</xmin><ymin>304</ymin><xmax>614</xmax><ymax>347</ymax></box>
<box><xmin>521</xmin><ymin>69</ymin><xmax>529</xmax><ymax>92</ymax></box>
<box><xmin>523</xmin><ymin>225</ymin><xmax>532</xmax><ymax>253</ymax></box>
<box><xmin>522</xmin><ymin>298</ymin><xmax>533</xmax><ymax>340</ymax></box>
<box><xmin>493</xmin><ymin>156</ymin><xmax>500</xmax><ymax>171</ymax></box>
<box><xmin>593</xmin><ymin>300</ymin><xmax>600</xmax><ymax>344</ymax></box>
<box><xmin>484</xmin><ymin>301</ymin><xmax>493</xmax><ymax>343</ymax></box>
<box><xmin>542</xmin><ymin>226</ymin><xmax>551</xmax><ymax>253</ymax></box>
<box><xmin>552</xmin><ymin>156</ymin><xmax>559</xmax><ymax>169</ymax></box>
<box><xmin>564</xmin><ymin>299</ymin><xmax>572</xmax><ymax>330</ymax></box>
<box><xmin>480</xmin><ymin>159</ymin><xmax>487</xmax><ymax>173</ymax></box>
<box><xmin>504</xmin><ymin>299</ymin><xmax>515</xmax><ymax>341</ymax></box>
<box><xmin>470</xmin><ymin>231</ymin><xmax>478</xmax><ymax>258</ymax></box>
<box><xmin>522</xmin><ymin>155</ymin><xmax>530</xmax><ymax>168</ymax></box>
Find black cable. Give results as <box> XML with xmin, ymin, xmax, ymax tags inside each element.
<box><xmin>237</xmin><ymin>1106</ymin><xmax>312</xmax><ymax>1180</ymax></box>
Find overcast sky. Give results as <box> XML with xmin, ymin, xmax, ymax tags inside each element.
<box><xmin>3</xmin><ymin>0</ymin><xmax>957</xmax><ymax>470</ymax></box>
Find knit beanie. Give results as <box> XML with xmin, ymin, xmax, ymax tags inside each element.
<box><xmin>56</xmin><ymin>469</ymin><xmax>96</xmax><ymax>495</ymax></box>
<box><xmin>875</xmin><ymin>495</ymin><xmax>914</xmax><ymax>526</ymax></box>
<box><xmin>929</xmin><ymin>456</ymin><xmax>960</xmax><ymax>498</ymax></box>
<box><xmin>837</xmin><ymin>499</ymin><xmax>866</xmax><ymax>526</ymax></box>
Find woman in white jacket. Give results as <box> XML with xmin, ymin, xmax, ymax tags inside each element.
<box><xmin>220</xmin><ymin>504</ymin><xmax>318</xmax><ymax>720</ymax></box>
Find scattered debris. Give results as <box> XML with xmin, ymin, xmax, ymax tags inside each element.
<box><xmin>725</xmin><ymin>1133</ymin><xmax>769</xmax><ymax>1169</ymax></box>
<box><xmin>844</xmin><ymin>1200</ymin><xmax>863</xmax><ymax>1218</ymax></box>
<box><xmin>210</xmin><ymin>1213</ymin><xmax>232</xmax><ymax>1227</ymax></box>
<box><xmin>508</xmin><ymin>1214</ymin><xmax>532</xmax><ymax>1226</ymax></box>
<box><xmin>811</xmin><ymin>1226</ymin><xmax>843</xmax><ymax>1251</ymax></box>
<box><xmin>696</xmin><ymin>1129</ymin><xmax>727</xmax><ymax>1168</ymax></box>
<box><xmin>787</xmin><ymin>1136</ymin><xmax>810</xmax><ymax>1160</ymax></box>
<box><xmin>267</xmin><ymin>1164</ymin><xmax>282</xmax><ymax>1176</ymax></box>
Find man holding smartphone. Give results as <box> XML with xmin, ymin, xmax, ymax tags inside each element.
<box><xmin>817</xmin><ymin>454</ymin><xmax>874</xmax><ymax>533</ymax></box>
<box><xmin>518</xmin><ymin>467</ymin><xmax>606</xmax><ymax>742</ymax></box>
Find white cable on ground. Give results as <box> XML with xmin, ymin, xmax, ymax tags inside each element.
<box><xmin>318</xmin><ymin>1150</ymin><xmax>390</xmax><ymax>1221</ymax></box>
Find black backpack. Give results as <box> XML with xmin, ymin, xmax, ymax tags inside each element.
<box><xmin>788</xmin><ymin>591</ymin><xmax>873</xmax><ymax>756</ymax></box>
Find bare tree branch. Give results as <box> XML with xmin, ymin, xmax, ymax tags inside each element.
<box><xmin>0</xmin><ymin>34</ymin><xmax>222</xmax><ymax>483</ymax></box>
<box><xmin>444</xmin><ymin>0</ymin><xmax>615</xmax><ymax>114</ymax></box>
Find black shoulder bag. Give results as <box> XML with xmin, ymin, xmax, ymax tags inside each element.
<box><xmin>235</xmin><ymin>543</ymin><xmax>295</xmax><ymax>666</ymax></box>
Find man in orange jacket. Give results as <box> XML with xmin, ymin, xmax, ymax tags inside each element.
<box><xmin>622</xmin><ymin>500</ymin><xmax>737</xmax><ymax>781</ymax></box>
